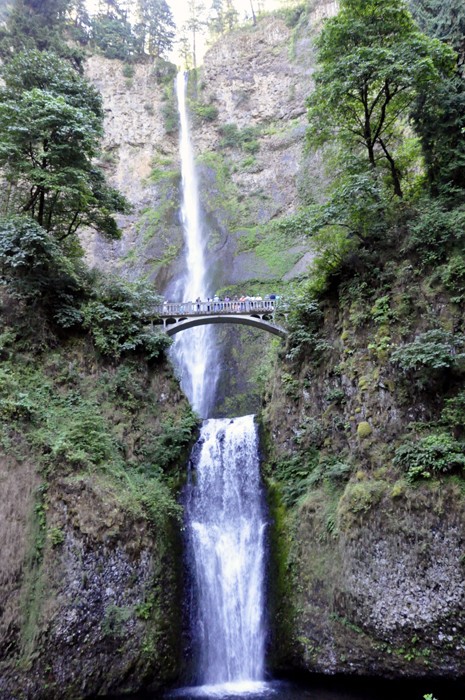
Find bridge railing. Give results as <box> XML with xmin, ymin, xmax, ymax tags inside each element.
<box><xmin>154</xmin><ymin>300</ymin><xmax>277</xmax><ymax>316</ymax></box>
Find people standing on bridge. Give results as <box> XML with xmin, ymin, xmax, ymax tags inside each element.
<box><xmin>196</xmin><ymin>297</ymin><xmax>201</xmax><ymax>311</ymax></box>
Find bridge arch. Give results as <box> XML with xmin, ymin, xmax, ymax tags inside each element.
<box><xmin>164</xmin><ymin>314</ymin><xmax>287</xmax><ymax>338</ymax></box>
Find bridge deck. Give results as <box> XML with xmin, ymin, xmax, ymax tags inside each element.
<box><xmin>153</xmin><ymin>300</ymin><xmax>287</xmax><ymax>338</ymax></box>
<box><xmin>154</xmin><ymin>300</ymin><xmax>277</xmax><ymax>317</ymax></box>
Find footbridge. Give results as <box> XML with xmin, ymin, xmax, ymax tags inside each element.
<box><xmin>154</xmin><ymin>300</ymin><xmax>287</xmax><ymax>338</ymax></box>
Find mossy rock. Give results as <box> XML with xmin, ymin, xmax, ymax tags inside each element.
<box><xmin>357</xmin><ymin>421</ymin><xmax>372</xmax><ymax>438</ymax></box>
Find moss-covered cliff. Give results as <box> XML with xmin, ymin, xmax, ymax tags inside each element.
<box><xmin>261</xmin><ymin>220</ymin><xmax>465</xmax><ymax>680</ymax></box>
<box><xmin>0</xmin><ymin>288</ymin><xmax>197</xmax><ymax>699</ymax></box>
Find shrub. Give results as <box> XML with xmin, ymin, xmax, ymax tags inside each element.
<box><xmin>391</xmin><ymin>329</ymin><xmax>465</xmax><ymax>373</ymax></box>
<box><xmin>219</xmin><ymin>123</ymin><xmax>261</xmax><ymax>152</ymax></box>
<box><xmin>404</xmin><ymin>198</ymin><xmax>465</xmax><ymax>266</ymax></box>
<box><xmin>122</xmin><ymin>63</ymin><xmax>135</xmax><ymax>78</ymax></box>
<box><xmin>151</xmin><ymin>58</ymin><xmax>177</xmax><ymax>85</ymax></box>
<box><xmin>442</xmin><ymin>392</ymin><xmax>465</xmax><ymax>431</ymax></box>
<box><xmin>161</xmin><ymin>101</ymin><xmax>178</xmax><ymax>133</ymax></box>
<box><xmin>0</xmin><ymin>215</ymin><xmax>85</xmax><ymax>326</ymax></box>
<box><xmin>440</xmin><ymin>254</ymin><xmax>465</xmax><ymax>302</ymax></box>
<box><xmin>193</xmin><ymin>103</ymin><xmax>218</xmax><ymax>122</ymax></box>
<box><xmin>81</xmin><ymin>274</ymin><xmax>171</xmax><ymax>360</ymax></box>
<box><xmin>393</xmin><ymin>433</ymin><xmax>465</xmax><ymax>481</ymax></box>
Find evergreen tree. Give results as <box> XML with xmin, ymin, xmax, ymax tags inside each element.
<box><xmin>0</xmin><ymin>0</ymin><xmax>84</xmax><ymax>67</ymax></box>
<box><xmin>68</xmin><ymin>0</ymin><xmax>91</xmax><ymax>45</ymax></box>
<box><xmin>408</xmin><ymin>0</ymin><xmax>465</xmax><ymax>58</ymax></box>
<box><xmin>135</xmin><ymin>0</ymin><xmax>176</xmax><ymax>57</ymax></box>
<box><xmin>408</xmin><ymin>0</ymin><xmax>465</xmax><ymax>193</ymax></box>
<box><xmin>208</xmin><ymin>0</ymin><xmax>239</xmax><ymax>35</ymax></box>
<box><xmin>0</xmin><ymin>51</ymin><xmax>129</xmax><ymax>244</ymax></box>
<box><xmin>91</xmin><ymin>0</ymin><xmax>137</xmax><ymax>59</ymax></box>
<box><xmin>183</xmin><ymin>0</ymin><xmax>207</xmax><ymax>70</ymax></box>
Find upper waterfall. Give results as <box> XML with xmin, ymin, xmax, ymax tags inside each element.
<box><xmin>171</xmin><ymin>72</ymin><xmax>219</xmax><ymax>418</ymax></box>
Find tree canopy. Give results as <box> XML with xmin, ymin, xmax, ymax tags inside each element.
<box><xmin>408</xmin><ymin>0</ymin><xmax>465</xmax><ymax>194</ymax></box>
<box><xmin>0</xmin><ymin>0</ymin><xmax>84</xmax><ymax>67</ymax></box>
<box><xmin>135</xmin><ymin>0</ymin><xmax>176</xmax><ymax>57</ymax></box>
<box><xmin>306</xmin><ymin>0</ymin><xmax>456</xmax><ymax>198</ymax></box>
<box><xmin>0</xmin><ymin>50</ymin><xmax>129</xmax><ymax>247</ymax></box>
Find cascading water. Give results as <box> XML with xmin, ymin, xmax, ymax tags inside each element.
<box><xmin>171</xmin><ymin>72</ymin><xmax>218</xmax><ymax>418</ymax></box>
<box><xmin>171</xmin><ymin>72</ymin><xmax>268</xmax><ymax>691</ymax></box>
<box><xmin>185</xmin><ymin>416</ymin><xmax>267</xmax><ymax>688</ymax></box>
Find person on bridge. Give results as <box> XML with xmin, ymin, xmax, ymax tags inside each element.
<box><xmin>196</xmin><ymin>297</ymin><xmax>201</xmax><ymax>311</ymax></box>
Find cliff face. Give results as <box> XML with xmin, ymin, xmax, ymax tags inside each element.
<box><xmin>79</xmin><ymin>7</ymin><xmax>338</xmax><ymax>417</ymax></box>
<box><xmin>0</xmin><ymin>296</ymin><xmax>196</xmax><ymax>699</ymax></box>
<box><xmin>80</xmin><ymin>6</ymin><xmax>341</xmax><ymax>294</ymax></box>
<box><xmin>261</xmin><ymin>273</ymin><xmax>465</xmax><ymax>679</ymax></box>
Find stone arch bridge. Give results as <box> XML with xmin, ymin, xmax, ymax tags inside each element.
<box><xmin>153</xmin><ymin>300</ymin><xmax>287</xmax><ymax>339</ymax></box>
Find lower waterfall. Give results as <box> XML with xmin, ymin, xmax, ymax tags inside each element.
<box><xmin>185</xmin><ymin>415</ymin><xmax>267</xmax><ymax>688</ymax></box>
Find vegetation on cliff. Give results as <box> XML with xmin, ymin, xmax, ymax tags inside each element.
<box><xmin>0</xmin><ymin>6</ymin><xmax>197</xmax><ymax>697</ymax></box>
<box><xmin>262</xmin><ymin>0</ymin><xmax>465</xmax><ymax>678</ymax></box>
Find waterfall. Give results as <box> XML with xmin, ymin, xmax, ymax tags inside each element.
<box><xmin>185</xmin><ymin>416</ymin><xmax>267</xmax><ymax>688</ymax></box>
<box><xmin>172</xmin><ymin>73</ymin><xmax>268</xmax><ymax>692</ymax></box>
<box><xmin>171</xmin><ymin>72</ymin><xmax>218</xmax><ymax>418</ymax></box>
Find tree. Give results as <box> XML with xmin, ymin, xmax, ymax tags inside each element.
<box><xmin>135</xmin><ymin>0</ymin><xmax>176</xmax><ymax>57</ymax></box>
<box><xmin>408</xmin><ymin>0</ymin><xmax>465</xmax><ymax>193</ymax></box>
<box><xmin>183</xmin><ymin>0</ymin><xmax>207</xmax><ymax>70</ymax></box>
<box><xmin>408</xmin><ymin>0</ymin><xmax>465</xmax><ymax>61</ymax></box>
<box><xmin>68</xmin><ymin>0</ymin><xmax>92</xmax><ymax>45</ymax></box>
<box><xmin>178</xmin><ymin>31</ymin><xmax>194</xmax><ymax>70</ymax></box>
<box><xmin>0</xmin><ymin>0</ymin><xmax>84</xmax><ymax>67</ymax></box>
<box><xmin>306</xmin><ymin>0</ymin><xmax>455</xmax><ymax>198</ymax></box>
<box><xmin>0</xmin><ymin>51</ymin><xmax>130</xmax><ymax>247</ymax></box>
<box><xmin>208</xmin><ymin>0</ymin><xmax>238</xmax><ymax>36</ymax></box>
<box><xmin>91</xmin><ymin>0</ymin><xmax>137</xmax><ymax>59</ymax></box>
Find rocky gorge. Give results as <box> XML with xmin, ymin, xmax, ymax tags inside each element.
<box><xmin>1</xmin><ymin>0</ymin><xmax>465</xmax><ymax>697</ymax></box>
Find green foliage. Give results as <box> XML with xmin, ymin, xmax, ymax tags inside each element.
<box><xmin>122</xmin><ymin>62</ymin><xmax>135</xmax><ymax>78</ymax></box>
<box><xmin>219</xmin><ymin>123</ymin><xmax>261</xmax><ymax>152</ymax></box>
<box><xmin>404</xmin><ymin>197</ymin><xmax>465</xmax><ymax>265</ymax></box>
<box><xmin>102</xmin><ymin>605</ymin><xmax>132</xmax><ymax>638</ymax></box>
<box><xmin>81</xmin><ymin>275</ymin><xmax>171</xmax><ymax>360</ymax></box>
<box><xmin>137</xmin><ymin>409</ymin><xmax>198</xmax><ymax>482</ymax></box>
<box><xmin>307</xmin><ymin>0</ymin><xmax>455</xmax><ymax>197</ymax></box>
<box><xmin>275</xmin><ymin>3</ymin><xmax>306</xmax><ymax>29</ymax></box>
<box><xmin>0</xmin><ymin>216</ymin><xmax>85</xmax><ymax>326</ymax></box>
<box><xmin>440</xmin><ymin>254</ymin><xmax>465</xmax><ymax>302</ymax></box>
<box><xmin>90</xmin><ymin>2</ymin><xmax>137</xmax><ymax>60</ymax></box>
<box><xmin>161</xmin><ymin>99</ymin><xmax>179</xmax><ymax>133</ymax></box>
<box><xmin>0</xmin><ymin>216</ymin><xmax>171</xmax><ymax>361</ymax></box>
<box><xmin>325</xmin><ymin>387</ymin><xmax>345</xmax><ymax>405</ymax></box>
<box><xmin>208</xmin><ymin>0</ymin><xmax>239</xmax><ymax>36</ymax></box>
<box><xmin>0</xmin><ymin>0</ymin><xmax>85</xmax><ymax>67</ymax></box>
<box><xmin>0</xmin><ymin>50</ymin><xmax>130</xmax><ymax>243</ymax></box>
<box><xmin>152</xmin><ymin>57</ymin><xmax>177</xmax><ymax>85</ymax></box>
<box><xmin>391</xmin><ymin>329</ymin><xmax>465</xmax><ymax>373</ymax></box>
<box><xmin>135</xmin><ymin>0</ymin><xmax>176</xmax><ymax>58</ymax></box>
<box><xmin>408</xmin><ymin>0</ymin><xmax>465</xmax><ymax>54</ymax></box>
<box><xmin>394</xmin><ymin>433</ymin><xmax>465</xmax><ymax>481</ymax></box>
<box><xmin>441</xmin><ymin>392</ymin><xmax>465</xmax><ymax>431</ymax></box>
<box><xmin>285</xmin><ymin>293</ymin><xmax>329</xmax><ymax>362</ymax></box>
<box><xmin>193</xmin><ymin>102</ymin><xmax>219</xmax><ymax>122</ymax></box>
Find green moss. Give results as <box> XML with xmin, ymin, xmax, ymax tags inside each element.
<box><xmin>357</xmin><ymin>421</ymin><xmax>372</xmax><ymax>438</ymax></box>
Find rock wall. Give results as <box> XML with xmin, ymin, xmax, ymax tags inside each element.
<box><xmin>0</xmin><ymin>312</ymin><xmax>195</xmax><ymax>699</ymax></box>
<box><xmin>80</xmin><ymin>6</ymin><xmax>338</xmax><ymax>294</ymax></box>
<box><xmin>261</xmin><ymin>276</ymin><xmax>465</xmax><ymax>679</ymax></box>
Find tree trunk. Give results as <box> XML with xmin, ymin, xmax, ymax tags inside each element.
<box><xmin>379</xmin><ymin>138</ymin><xmax>403</xmax><ymax>198</ymax></box>
<box><xmin>250</xmin><ymin>0</ymin><xmax>256</xmax><ymax>25</ymax></box>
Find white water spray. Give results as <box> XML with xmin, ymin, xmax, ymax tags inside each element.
<box><xmin>185</xmin><ymin>416</ymin><xmax>267</xmax><ymax>687</ymax></box>
<box><xmin>172</xmin><ymin>72</ymin><xmax>218</xmax><ymax>417</ymax></box>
